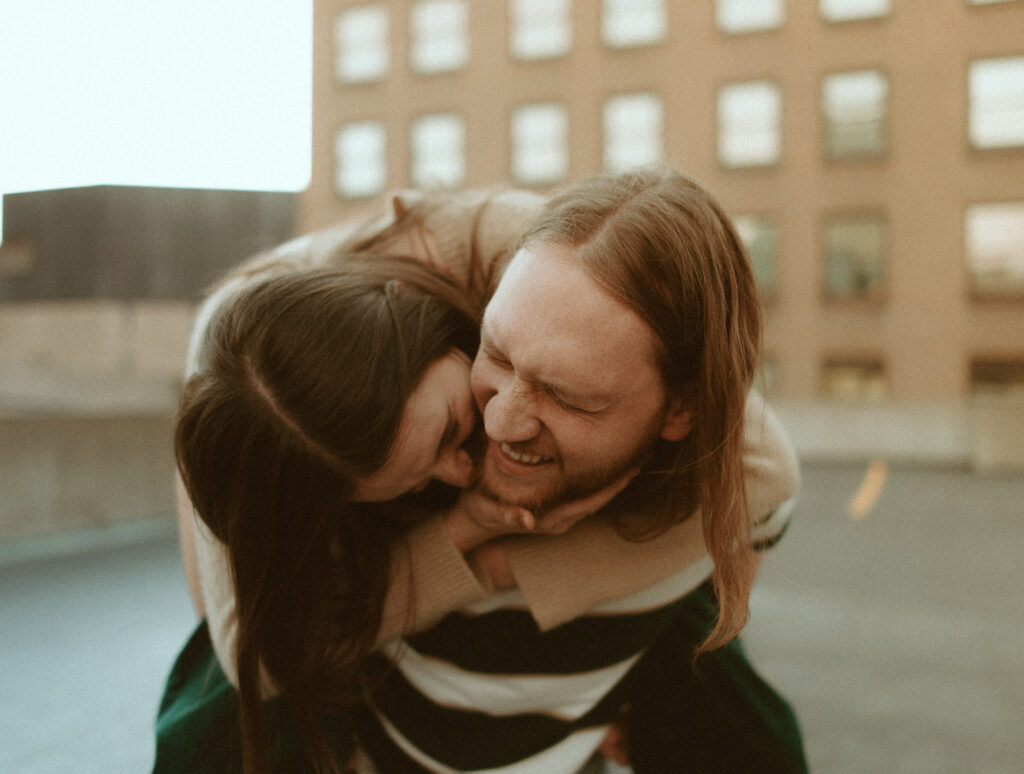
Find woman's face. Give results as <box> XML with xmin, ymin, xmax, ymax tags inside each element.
<box><xmin>350</xmin><ymin>350</ymin><xmax>477</xmax><ymax>502</ymax></box>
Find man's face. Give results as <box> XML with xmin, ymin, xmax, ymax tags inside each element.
<box><xmin>470</xmin><ymin>241</ymin><xmax>691</xmax><ymax>514</ymax></box>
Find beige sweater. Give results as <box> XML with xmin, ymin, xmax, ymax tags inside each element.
<box><xmin>185</xmin><ymin>187</ymin><xmax>801</xmax><ymax>689</ymax></box>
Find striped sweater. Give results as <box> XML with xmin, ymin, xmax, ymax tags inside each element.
<box><xmin>357</xmin><ymin>499</ymin><xmax>796</xmax><ymax>773</ymax></box>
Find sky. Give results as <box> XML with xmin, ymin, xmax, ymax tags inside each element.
<box><xmin>0</xmin><ymin>0</ymin><xmax>313</xmax><ymax>238</ymax></box>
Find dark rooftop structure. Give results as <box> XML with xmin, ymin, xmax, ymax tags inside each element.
<box><xmin>0</xmin><ymin>185</ymin><xmax>296</xmax><ymax>301</ymax></box>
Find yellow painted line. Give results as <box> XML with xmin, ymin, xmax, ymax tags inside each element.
<box><xmin>847</xmin><ymin>459</ymin><xmax>888</xmax><ymax>520</ymax></box>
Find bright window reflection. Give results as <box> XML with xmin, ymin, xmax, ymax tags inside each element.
<box><xmin>819</xmin><ymin>0</ymin><xmax>890</xmax><ymax>22</ymax></box>
<box><xmin>335</xmin><ymin>122</ymin><xmax>386</xmax><ymax>198</ymax></box>
<box><xmin>716</xmin><ymin>0</ymin><xmax>784</xmax><ymax>34</ymax></box>
<box><xmin>511</xmin><ymin>103</ymin><xmax>569</xmax><ymax>185</ymax></box>
<box><xmin>718</xmin><ymin>81</ymin><xmax>782</xmax><ymax>167</ymax></box>
<box><xmin>602</xmin><ymin>0</ymin><xmax>667</xmax><ymax>48</ymax></box>
<box><xmin>411</xmin><ymin>114</ymin><xmax>465</xmax><ymax>189</ymax></box>
<box><xmin>509</xmin><ymin>0</ymin><xmax>571</xmax><ymax>60</ymax></box>
<box><xmin>410</xmin><ymin>0</ymin><xmax>469</xmax><ymax>74</ymax></box>
<box><xmin>335</xmin><ymin>5</ymin><xmax>389</xmax><ymax>83</ymax></box>
<box><xmin>603</xmin><ymin>93</ymin><xmax>664</xmax><ymax>173</ymax></box>
<box><xmin>969</xmin><ymin>57</ymin><xmax>1024</xmax><ymax>149</ymax></box>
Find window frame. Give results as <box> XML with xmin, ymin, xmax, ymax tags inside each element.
<box><xmin>821</xmin><ymin>68</ymin><xmax>890</xmax><ymax>161</ymax></box>
<box><xmin>821</xmin><ymin>211</ymin><xmax>889</xmax><ymax>303</ymax></box>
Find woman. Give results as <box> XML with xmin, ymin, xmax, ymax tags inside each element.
<box><xmin>164</xmin><ymin>256</ymin><xmax>511</xmax><ymax>774</ymax></box>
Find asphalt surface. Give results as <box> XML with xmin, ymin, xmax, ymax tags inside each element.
<box><xmin>1</xmin><ymin>462</ymin><xmax>1022</xmax><ymax>773</ymax></box>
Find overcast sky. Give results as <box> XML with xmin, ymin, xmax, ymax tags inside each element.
<box><xmin>0</xmin><ymin>0</ymin><xmax>313</xmax><ymax>226</ymax></box>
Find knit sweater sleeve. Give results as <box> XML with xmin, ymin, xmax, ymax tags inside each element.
<box><xmin>501</xmin><ymin>389</ymin><xmax>800</xmax><ymax>631</ymax></box>
<box><xmin>194</xmin><ymin>512</ymin><xmax>490</xmax><ymax>693</ymax></box>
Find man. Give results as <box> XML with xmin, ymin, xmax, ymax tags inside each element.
<box><xmin>351</xmin><ymin>169</ymin><xmax>807</xmax><ymax>773</ymax></box>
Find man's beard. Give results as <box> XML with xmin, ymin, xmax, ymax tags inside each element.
<box><xmin>476</xmin><ymin>429</ymin><xmax>659</xmax><ymax>518</ymax></box>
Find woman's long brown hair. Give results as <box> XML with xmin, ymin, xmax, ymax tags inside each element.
<box><xmin>175</xmin><ymin>257</ymin><xmax>478</xmax><ymax>773</ymax></box>
<box><xmin>521</xmin><ymin>169</ymin><xmax>763</xmax><ymax>656</ymax></box>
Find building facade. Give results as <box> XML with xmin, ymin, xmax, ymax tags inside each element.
<box><xmin>303</xmin><ymin>0</ymin><xmax>1024</xmax><ymax>465</ymax></box>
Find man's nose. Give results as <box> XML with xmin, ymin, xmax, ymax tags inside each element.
<box><xmin>434</xmin><ymin>446</ymin><xmax>475</xmax><ymax>489</ymax></box>
<box><xmin>483</xmin><ymin>380</ymin><xmax>541</xmax><ymax>443</ymax></box>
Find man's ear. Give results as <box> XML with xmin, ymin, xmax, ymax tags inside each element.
<box><xmin>660</xmin><ymin>397</ymin><xmax>694</xmax><ymax>442</ymax></box>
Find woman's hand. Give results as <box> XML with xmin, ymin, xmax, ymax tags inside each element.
<box><xmin>444</xmin><ymin>490</ymin><xmax>535</xmax><ymax>552</ymax></box>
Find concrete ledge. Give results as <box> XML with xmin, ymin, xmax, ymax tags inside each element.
<box><xmin>0</xmin><ymin>413</ymin><xmax>177</xmax><ymax>543</ymax></box>
<box><xmin>773</xmin><ymin>398</ymin><xmax>1024</xmax><ymax>472</ymax></box>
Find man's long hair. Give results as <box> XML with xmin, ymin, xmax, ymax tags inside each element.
<box><xmin>521</xmin><ymin>168</ymin><xmax>762</xmax><ymax>654</ymax></box>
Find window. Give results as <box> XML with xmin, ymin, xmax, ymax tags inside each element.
<box><xmin>335</xmin><ymin>5</ymin><xmax>389</xmax><ymax>83</ymax></box>
<box><xmin>718</xmin><ymin>81</ymin><xmax>782</xmax><ymax>168</ymax></box>
<box><xmin>509</xmin><ymin>0</ymin><xmax>571</xmax><ymax>60</ymax></box>
<box><xmin>823</xmin><ymin>215</ymin><xmax>886</xmax><ymax>300</ymax></box>
<box><xmin>969</xmin><ymin>57</ymin><xmax>1024</xmax><ymax>149</ymax></box>
<box><xmin>822</xmin><ymin>359</ymin><xmax>887</xmax><ymax>400</ymax></box>
<box><xmin>819</xmin><ymin>0</ymin><xmax>890</xmax><ymax>22</ymax></box>
<box><xmin>335</xmin><ymin>122</ymin><xmax>386</xmax><ymax>198</ymax></box>
<box><xmin>966</xmin><ymin>202</ymin><xmax>1024</xmax><ymax>297</ymax></box>
<box><xmin>971</xmin><ymin>360</ymin><xmax>1024</xmax><ymax>396</ymax></box>
<box><xmin>823</xmin><ymin>70</ymin><xmax>888</xmax><ymax>159</ymax></box>
<box><xmin>411</xmin><ymin>114</ymin><xmax>465</xmax><ymax>189</ymax></box>
<box><xmin>410</xmin><ymin>0</ymin><xmax>469</xmax><ymax>74</ymax></box>
<box><xmin>511</xmin><ymin>103</ymin><xmax>569</xmax><ymax>185</ymax></box>
<box><xmin>734</xmin><ymin>215</ymin><xmax>779</xmax><ymax>297</ymax></box>
<box><xmin>716</xmin><ymin>0</ymin><xmax>784</xmax><ymax>34</ymax></box>
<box><xmin>603</xmin><ymin>93</ymin><xmax>664</xmax><ymax>174</ymax></box>
<box><xmin>602</xmin><ymin>0</ymin><xmax>666</xmax><ymax>48</ymax></box>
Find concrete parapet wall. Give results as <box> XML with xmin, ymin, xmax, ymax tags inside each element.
<box><xmin>0</xmin><ymin>300</ymin><xmax>191</xmax><ymax>543</ymax></box>
<box><xmin>0</xmin><ymin>413</ymin><xmax>176</xmax><ymax>543</ymax></box>
<box><xmin>0</xmin><ymin>300</ymin><xmax>194</xmax><ymax>390</ymax></box>
<box><xmin>774</xmin><ymin>398</ymin><xmax>1024</xmax><ymax>472</ymax></box>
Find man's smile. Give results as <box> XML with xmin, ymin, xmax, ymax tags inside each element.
<box><xmin>499</xmin><ymin>442</ymin><xmax>553</xmax><ymax>466</ymax></box>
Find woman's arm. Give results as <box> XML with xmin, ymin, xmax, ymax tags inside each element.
<box><xmin>194</xmin><ymin>492</ymin><xmax>534</xmax><ymax>690</ymax></box>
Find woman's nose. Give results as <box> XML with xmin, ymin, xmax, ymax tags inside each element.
<box><xmin>434</xmin><ymin>446</ymin><xmax>475</xmax><ymax>489</ymax></box>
